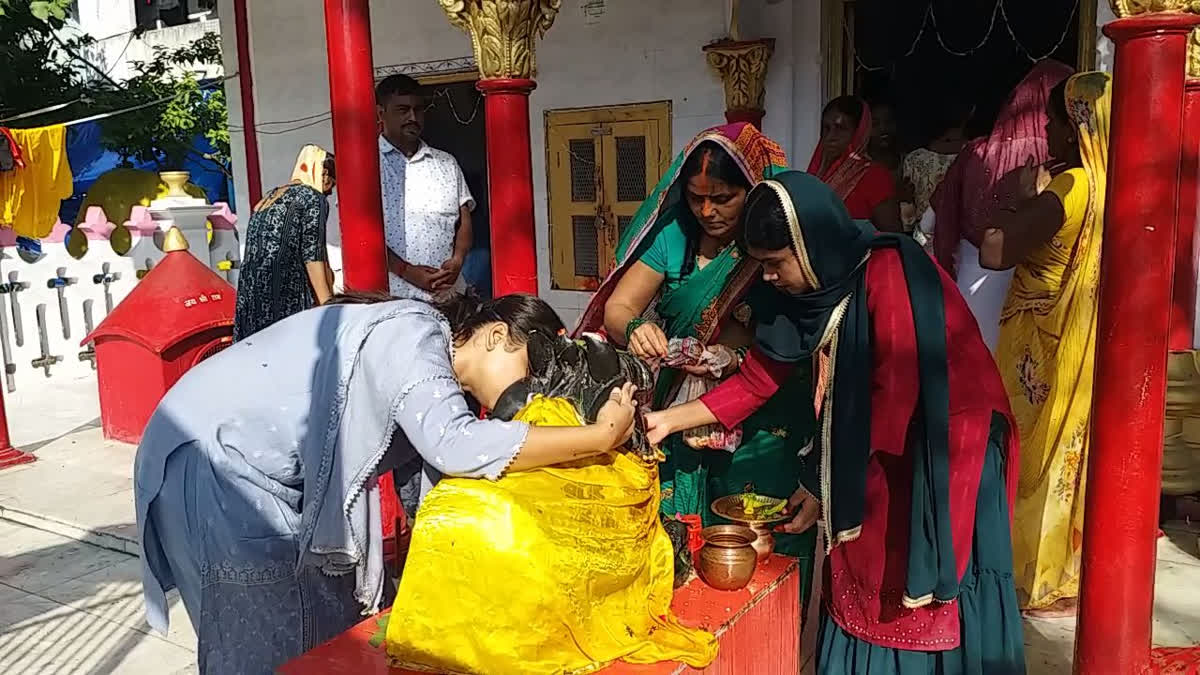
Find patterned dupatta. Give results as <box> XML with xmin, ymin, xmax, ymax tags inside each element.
<box><xmin>1001</xmin><ymin>71</ymin><xmax>1110</xmax><ymax>329</ymax></box>
<box><xmin>807</xmin><ymin>99</ymin><xmax>874</xmax><ymax>202</ymax></box>
<box><xmin>930</xmin><ymin>60</ymin><xmax>1074</xmax><ymax>271</ymax></box>
<box><xmin>254</xmin><ymin>144</ymin><xmax>330</xmax><ymax>212</ymax></box>
<box><xmin>573</xmin><ymin>122</ymin><xmax>788</xmax><ymax>354</ymax></box>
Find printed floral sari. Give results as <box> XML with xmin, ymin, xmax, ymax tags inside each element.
<box><xmin>998</xmin><ymin>72</ymin><xmax>1112</xmax><ymax>611</ymax></box>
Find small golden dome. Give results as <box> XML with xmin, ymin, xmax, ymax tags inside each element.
<box><xmin>162</xmin><ymin>226</ymin><xmax>189</xmax><ymax>253</ymax></box>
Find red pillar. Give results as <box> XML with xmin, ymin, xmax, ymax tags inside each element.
<box><xmin>323</xmin><ymin>0</ymin><xmax>388</xmax><ymax>292</ymax></box>
<box><xmin>1076</xmin><ymin>14</ymin><xmax>1200</xmax><ymax>675</ymax></box>
<box><xmin>725</xmin><ymin>109</ymin><xmax>766</xmax><ymax>129</ymax></box>
<box><xmin>322</xmin><ymin>0</ymin><xmax>398</xmax><ymax>549</ymax></box>
<box><xmin>477</xmin><ymin>78</ymin><xmax>539</xmax><ymax>297</ymax></box>
<box><xmin>0</xmin><ymin>387</ymin><xmax>35</xmax><ymax>470</ymax></box>
<box><xmin>232</xmin><ymin>0</ymin><xmax>263</xmax><ymax>206</ymax></box>
<box><xmin>1172</xmin><ymin>78</ymin><xmax>1200</xmax><ymax>350</ymax></box>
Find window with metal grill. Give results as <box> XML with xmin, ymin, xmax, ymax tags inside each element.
<box><xmin>545</xmin><ymin>102</ymin><xmax>671</xmax><ymax>291</ymax></box>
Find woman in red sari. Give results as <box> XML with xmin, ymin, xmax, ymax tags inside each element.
<box><xmin>811</xmin><ymin>96</ymin><xmax>902</xmax><ymax>231</ymax></box>
<box><xmin>645</xmin><ymin>171</ymin><xmax>1024</xmax><ymax>674</ymax></box>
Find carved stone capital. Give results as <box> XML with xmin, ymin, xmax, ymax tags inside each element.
<box><xmin>1109</xmin><ymin>0</ymin><xmax>1200</xmax><ymax>17</ymax></box>
<box><xmin>703</xmin><ymin>38</ymin><xmax>775</xmax><ymax>115</ymax></box>
<box><xmin>438</xmin><ymin>0</ymin><xmax>561</xmax><ymax>80</ymax></box>
<box><xmin>1190</xmin><ymin>27</ymin><xmax>1200</xmax><ymax>78</ymax></box>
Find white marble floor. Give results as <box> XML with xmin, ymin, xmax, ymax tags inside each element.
<box><xmin>0</xmin><ymin>426</ymin><xmax>139</xmax><ymax>553</ymax></box>
<box><xmin>1021</xmin><ymin>526</ymin><xmax>1200</xmax><ymax>672</ymax></box>
<box><xmin>0</xmin><ymin>521</ymin><xmax>196</xmax><ymax>674</ymax></box>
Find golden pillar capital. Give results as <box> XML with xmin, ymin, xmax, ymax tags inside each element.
<box><xmin>438</xmin><ymin>0</ymin><xmax>561</xmax><ymax>80</ymax></box>
<box><xmin>702</xmin><ymin>38</ymin><xmax>775</xmax><ymax>117</ymax></box>
<box><xmin>1189</xmin><ymin>27</ymin><xmax>1200</xmax><ymax>78</ymax></box>
<box><xmin>1109</xmin><ymin>0</ymin><xmax>1200</xmax><ymax>16</ymax></box>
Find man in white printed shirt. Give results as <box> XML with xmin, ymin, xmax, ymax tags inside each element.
<box><xmin>376</xmin><ymin>74</ymin><xmax>474</xmax><ymax>299</ymax></box>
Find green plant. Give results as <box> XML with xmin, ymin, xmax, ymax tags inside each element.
<box><xmin>0</xmin><ymin>0</ymin><xmax>75</xmax><ymax>20</ymax></box>
<box><xmin>0</xmin><ymin>1</ymin><xmax>100</xmax><ymax>124</ymax></box>
<box><xmin>0</xmin><ymin>3</ymin><xmax>229</xmax><ymax>174</ymax></box>
<box><xmin>95</xmin><ymin>33</ymin><xmax>230</xmax><ymax>172</ymax></box>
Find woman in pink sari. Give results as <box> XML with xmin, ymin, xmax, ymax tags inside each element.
<box><xmin>929</xmin><ymin>60</ymin><xmax>1075</xmax><ymax>351</ymax></box>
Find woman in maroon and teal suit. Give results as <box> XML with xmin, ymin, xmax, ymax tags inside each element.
<box><xmin>645</xmin><ymin>170</ymin><xmax>1025</xmax><ymax>674</ymax></box>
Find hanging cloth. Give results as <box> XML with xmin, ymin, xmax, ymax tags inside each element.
<box><xmin>0</xmin><ymin>128</ymin><xmax>25</xmax><ymax>172</ymax></box>
<box><xmin>0</xmin><ymin>125</ymin><xmax>73</xmax><ymax>239</ymax></box>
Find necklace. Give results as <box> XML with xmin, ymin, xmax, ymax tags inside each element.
<box><xmin>698</xmin><ymin>237</ymin><xmax>739</xmax><ymax>262</ymax></box>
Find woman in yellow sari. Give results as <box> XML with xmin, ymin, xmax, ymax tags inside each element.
<box><xmin>979</xmin><ymin>71</ymin><xmax>1111</xmax><ymax>616</ymax></box>
<box><xmin>385</xmin><ymin>333</ymin><xmax>718</xmax><ymax>674</ymax></box>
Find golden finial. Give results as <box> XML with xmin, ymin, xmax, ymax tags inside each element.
<box><xmin>1109</xmin><ymin>0</ymin><xmax>1200</xmax><ymax>17</ymax></box>
<box><xmin>1189</xmin><ymin>27</ymin><xmax>1200</xmax><ymax>78</ymax></box>
<box><xmin>162</xmin><ymin>226</ymin><xmax>189</xmax><ymax>253</ymax></box>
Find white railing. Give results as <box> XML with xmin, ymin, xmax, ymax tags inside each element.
<box><xmin>0</xmin><ymin>204</ymin><xmax>240</xmax><ymax>399</ymax></box>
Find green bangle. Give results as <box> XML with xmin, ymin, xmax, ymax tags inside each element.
<box><xmin>625</xmin><ymin>317</ymin><xmax>650</xmax><ymax>343</ymax></box>
<box><xmin>733</xmin><ymin>346</ymin><xmax>749</xmax><ymax>370</ymax></box>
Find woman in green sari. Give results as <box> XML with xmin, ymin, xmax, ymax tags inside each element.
<box><xmin>574</xmin><ymin>122</ymin><xmax>818</xmax><ymax>598</ymax></box>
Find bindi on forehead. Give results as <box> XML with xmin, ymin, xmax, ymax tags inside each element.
<box><xmin>688</xmin><ymin>150</ymin><xmax>742</xmax><ymax>197</ymax></box>
<box><xmin>690</xmin><ymin>172</ymin><xmax>716</xmax><ymax>195</ymax></box>
<box><xmin>687</xmin><ymin>153</ymin><xmax>720</xmax><ymax>195</ymax></box>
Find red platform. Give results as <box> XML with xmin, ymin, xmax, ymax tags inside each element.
<box><xmin>1150</xmin><ymin>647</ymin><xmax>1200</xmax><ymax>674</ymax></box>
<box><xmin>279</xmin><ymin>554</ymin><xmax>801</xmax><ymax>675</ymax></box>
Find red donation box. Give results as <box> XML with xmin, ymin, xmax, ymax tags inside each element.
<box><xmin>81</xmin><ymin>228</ymin><xmax>235</xmax><ymax>444</ymax></box>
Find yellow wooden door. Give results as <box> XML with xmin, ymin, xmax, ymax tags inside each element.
<box><xmin>547</xmin><ymin>122</ymin><xmax>604</xmax><ymax>290</ymax></box>
<box><xmin>546</xmin><ymin>102</ymin><xmax>672</xmax><ymax>291</ymax></box>
<box><xmin>597</xmin><ymin>118</ymin><xmax>667</xmax><ymax>277</ymax></box>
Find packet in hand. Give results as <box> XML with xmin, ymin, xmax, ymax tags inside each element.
<box><xmin>662</xmin><ymin>338</ymin><xmax>742</xmax><ymax>452</ymax></box>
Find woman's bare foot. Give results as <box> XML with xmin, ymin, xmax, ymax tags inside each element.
<box><xmin>1023</xmin><ymin>597</ymin><xmax>1078</xmax><ymax>619</ymax></box>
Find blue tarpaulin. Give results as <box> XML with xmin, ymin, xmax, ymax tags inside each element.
<box><xmin>60</xmin><ymin>120</ymin><xmax>234</xmax><ymax>223</ymax></box>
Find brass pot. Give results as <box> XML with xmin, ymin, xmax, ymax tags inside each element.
<box><xmin>747</xmin><ymin>522</ymin><xmax>775</xmax><ymax>562</ymax></box>
<box><xmin>698</xmin><ymin>525</ymin><xmax>757</xmax><ymax>591</ymax></box>
<box><xmin>159</xmin><ymin>170</ymin><xmax>192</xmax><ymax>198</ymax></box>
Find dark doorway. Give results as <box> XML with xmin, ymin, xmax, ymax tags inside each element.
<box><xmin>852</xmin><ymin>0</ymin><xmax>1081</xmax><ymax>151</ymax></box>
<box><xmin>422</xmin><ymin>79</ymin><xmax>492</xmax><ymax>298</ymax></box>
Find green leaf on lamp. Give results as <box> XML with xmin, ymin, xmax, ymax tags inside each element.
<box><xmin>367</xmin><ymin>613</ymin><xmax>390</xmax><ymax>648</ymax></box>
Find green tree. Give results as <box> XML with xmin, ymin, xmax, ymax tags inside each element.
<box><xmin>0</xmin><ymin>0</ymin><xmax>75</xmax><ymax>20</ymax></box>
<box><xmin>0</xmin><ymin>1</ymin><xmax>229</xmax><ymax>174</ymax></box>
<box><xmin>94</xmin><ymin>33</ymin><xmax>230</xmax><ymax>172</ymax></box>
<box><xmin>0</xmin><ymin>1</ymin><xmax>100</xmax><ymax>125</ymax></box>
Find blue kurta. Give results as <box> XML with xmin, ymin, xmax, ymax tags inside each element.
<box><xmin>134</xmin><ymin>300</ymin><xmax>529</xmax><ymax>674</ymax></box>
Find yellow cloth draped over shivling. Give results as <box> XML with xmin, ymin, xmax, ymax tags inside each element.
<box><xmin>386</xmin><ymin>396</ymin><xmax>718</xmax><ymax>674</ymax></box>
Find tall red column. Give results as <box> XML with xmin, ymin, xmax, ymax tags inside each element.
<box><xmin>232</xmin><ymin>0</ymin><xmax>263</xmax><ymax>206</ymax></box>
<box><xmin>724</xmin><ymin>109</ymin><xmax>766</xmax><ymax>130</ymax></box>
<box><xmin>0</xmin><ymin>387</ymin><xmax>36</xmax><ymax>470</ymax></box>
<box><xmin>477</xmin><ymin>78</ymin><xmax>539</xmax><ymax>296</ymax></box>
<box><xmin>1076</xmin><ymin>14</ymin><xmax>1200</xmax><ymax>675</ymax></box>
<box><xmin>323</xmin><ymin>0</ymin><xmax>388</xmax><ymax>292</ymax></box>
<box><xmin>322</xmin><ymin>0</ymin><xmax>398</xmax><ymax>554</ymax></box>
<box><xmin>1172</xmin><ymin>78</ymin><xmax>1200</xmax><ymax>350</ymax></box>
